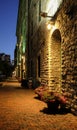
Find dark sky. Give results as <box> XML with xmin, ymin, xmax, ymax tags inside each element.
<box><xmin>0</xmin><ymin>0</ymin><xmax>19</xmax><ymax>60</ymax></box>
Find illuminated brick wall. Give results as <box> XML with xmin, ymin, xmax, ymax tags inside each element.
<box><xmin>58</xmin><ymin>0</ymin><xmax>77</xmax><ymax>113</ymax></box>
<box><xmin>28</xmin><ymin>0</ymin><xmax>77</xmax><ymax>113</ymax></box>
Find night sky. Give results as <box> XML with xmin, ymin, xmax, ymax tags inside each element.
<box><xmin>0</xmin><ymin>0</ymin><xmax>19</xmax><ymax>61</ymax></box>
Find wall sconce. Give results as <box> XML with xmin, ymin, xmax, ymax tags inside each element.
<box><xmin>40</xmin><ymin>12</ymin><xmax>53</xmax><ymax>18</ymax></box>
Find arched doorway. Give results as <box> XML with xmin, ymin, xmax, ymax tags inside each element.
<box><xmin>50</xmin><ymin>29</ymin><xmax>61</xmax><ymax>91</ymax></box>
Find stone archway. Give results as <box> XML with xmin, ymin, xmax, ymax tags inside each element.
<box><xmin>50</xmin><ymin>29</ymin><xmax>61</xmax><ymax>91</ymax></box>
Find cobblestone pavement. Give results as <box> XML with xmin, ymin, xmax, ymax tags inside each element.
<box><xmin>0</xmin><ymin>78</ymin><xmax>77</xmax><ymax>130</ymax></box>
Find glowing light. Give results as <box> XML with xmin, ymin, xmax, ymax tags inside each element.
<box><xmin>47</xmin><ymin>23</ymin><xmax>52</xmax><ymax>30</ymax></box>
<box><xmin>46</xmin><ymin>21</ymin><xmax>56</xmax><ymax>32</ymax></box>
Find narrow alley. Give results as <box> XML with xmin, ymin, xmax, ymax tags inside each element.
<box><xmin>0</xmin><ymin>78</ymin><xmax>77</xmax><ymax>130</ymax></box>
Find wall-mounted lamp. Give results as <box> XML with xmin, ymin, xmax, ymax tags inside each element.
<box><xmin>40</xmin><ymin>11</ymin><xmax>56</xmax><ymax>22</ymax></box>
<box><xmin>40</xmin><ymin>12</ymin><xmax>53</xmax><ymax>18</ymax></box>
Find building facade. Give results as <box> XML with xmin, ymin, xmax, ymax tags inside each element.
<box><xmin>28</xmin><ymin>0</ymin><xmax>77</xmax><ymax>113</ymax></box>
<box><xmin>16</xmin><ymin>0</ymin><xmax>77</xmax><ymax>113</ymax></box>
<box><xmin>15</xmin><ymin>0</ymin><xmax>28</xmax><ymax>80</ymax></box>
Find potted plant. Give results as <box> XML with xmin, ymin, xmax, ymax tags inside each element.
<box><xmin>34</xmin><ymin>86</ymin><xmax>67</xmax><ymax>112</ymax></box>
<box><xmin>42</xmin><ymin>90</ymin><xmax>66</xmax><ymax>111</ymax></box>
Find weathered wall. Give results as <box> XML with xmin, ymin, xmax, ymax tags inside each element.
<box><xmin>28</xmin><ymin>0</ymin><xmax>77</xmax><ymax>113</ymax></box>
<box><xmin>57</xmin><ymin>0</ymin><xmax>77</xmax><ymax>113</ymax></box>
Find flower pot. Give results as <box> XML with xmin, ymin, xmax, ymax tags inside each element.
<box><xmin>47</xmin><ymin>100</ymin><xmax>59</xmax><ymax>112</ymax></box>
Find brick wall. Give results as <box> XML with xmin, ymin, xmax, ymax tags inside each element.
<box><xmin>57</xmin><ymin>0</ymin><xmax>77</xmax><ymax>113</ymax></box>
<box><xmin>28</xmin><ymin>0</ymin><xmax>77</xmax><ymax>113</ymax></box>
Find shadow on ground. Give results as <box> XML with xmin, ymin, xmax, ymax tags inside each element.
<box><xmin>34</xmin><ymin>96</ymin><xmax>71</xmax><ymax>115</ymax></box>
<box><xmin>40</xmin><ymin>107</ymin><xmax>71</xmax><ymax>115</ymax></box>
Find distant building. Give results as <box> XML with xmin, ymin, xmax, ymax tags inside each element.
<box><xmin>15</xmin><ymin>0</ymin><xmax>28</xmax><ymax>80</ymax></box>
<box><xmin>14</xmin><ymin>45</ymin><xmax>17</xmax><ymax>67</ymax></box>
<box><xmin>0</xmin><ymin>53</ymin><xmax>11</xmax><ymax>64</ymax></box>
<box><xmin>0</xmin><ymin>53</ymin><xmax>5</xmax><ymax>61</ymax></box>
<box><xmin>5</xmin><ymin>54</ymin><xmax>11</xmax><ymax>64</ymax></box>
<box><xmin>0</xmin><ymin>53</ymin><xmax>12</xmax><ymax>77</ymax></box>
<box><xmin>11</xmin><ymin>60</ymin><xmax>14</xmax><ymax>66</ymax></box>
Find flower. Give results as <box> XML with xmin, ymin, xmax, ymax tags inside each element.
<box><xmin>34</xmin><ymin>86</ymin><xmax>67</xmax><ymax>106</ymax></box>
<box><xmin>34</xmin><ymin>86</ymin><xmax>48</xmax><ymax>99</ymax></box>
<box><xmin>41</xmin><ymin>91</ymin><xmax>56</xmax><ymax>103</ymax></box>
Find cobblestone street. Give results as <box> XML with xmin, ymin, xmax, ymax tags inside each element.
<box><xmin>0</xmin><ymin>78</ymin><xmax>77</xmax><ymax>130</ymax></box>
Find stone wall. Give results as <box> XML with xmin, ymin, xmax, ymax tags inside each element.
<box><xmin>56</xmin><ymin>0</ymin><xmax>77</xmax><ymax>114</ymax></box>
<box><xmin>28</xmin><ymin>0</ymin><xmax>77</xmax><ymax>114</ymax></box>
